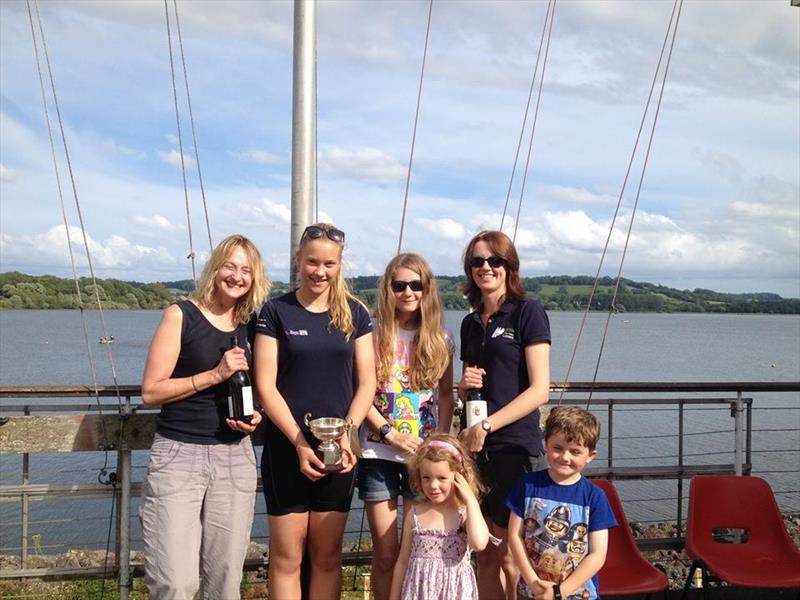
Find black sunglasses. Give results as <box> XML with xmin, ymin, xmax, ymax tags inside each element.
<box><xmin>302</xmin><ymin>225</ymin><xmax>345</xmax><ymax>243</ymax></box>
<box><xmin>391</xmin><ymin>279</ymin><xmax>424</xmax><ymax>293</ymax></box>
<box><xmin>469</xmin><ymin>255</ymin><xmax>505</xmax><ymax>269</ymax></box>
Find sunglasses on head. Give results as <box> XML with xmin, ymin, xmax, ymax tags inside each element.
<box><xmin>302</xmin><ymin>225</ymin><xmax>345</xmax><ymax>243</ymax></box>
<box><xmin>469</xmin><ymin>255</ymin><xmax>505</xmax><ymax>269</ymax></box>
<box><xmin>391</xmin><ymin>279</ymin><xmax>424</xmax><ymax>293</ymax></box>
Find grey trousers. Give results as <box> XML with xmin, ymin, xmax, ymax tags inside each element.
<box><xmin>140</xmin><ymin>434</ymin><xmax>257</xmax><ymax>600</ymax></box>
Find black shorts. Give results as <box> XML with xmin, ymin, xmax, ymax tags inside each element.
<box><xmin>261</xmin><ymin>423</ymin><xmax>356</xmax><ymax>515</ymax></box>
<box><xmin>478</xmin><ymin>450</ymin><xmax>543</xmax><ymax>528</ymax></box>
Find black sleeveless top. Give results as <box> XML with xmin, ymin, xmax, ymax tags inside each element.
<box><xmin>155</xmin><ymin>300</ymin><xmax>253</xmax><ymax>444</ymax></box>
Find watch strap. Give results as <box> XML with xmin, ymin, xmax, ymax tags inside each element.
<box><xmin>552</xmin><ymin>583</ymin><xmax>562</xmax><ymax>600</ymax></box>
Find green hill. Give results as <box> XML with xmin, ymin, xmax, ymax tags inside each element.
<box><xmin>0</xmin><ymin>272</ymin><xmax>797</xmax><ymax>314</ymax></box>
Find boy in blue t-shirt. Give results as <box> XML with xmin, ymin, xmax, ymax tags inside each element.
<box><xmin>506</xmin><ymin>407</ymin><xmax>617</xmax><ymax>600</ymax></box>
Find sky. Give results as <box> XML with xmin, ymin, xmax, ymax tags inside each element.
<box><xmin>0</xmin><ymin>0</ymin><xmax>798</xmax><ymax>297</ymax></box>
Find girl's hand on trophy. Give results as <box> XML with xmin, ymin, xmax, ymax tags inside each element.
<box><xmin>296</xmin><ymin>443</ymin><xmax>326</xmax><ymax>481</ymax></box>
<box><xmin>338</xmin><ymin>435</ymin><xmax>357</xmax><ymax>473</ymax></box>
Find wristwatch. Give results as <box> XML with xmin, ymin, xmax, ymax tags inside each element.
<box><xmin>552</xmin><ymin>584</ymin><xmax>562</xmax><ymax>600</ymax></box>
<box><xmin>379</xmin><ymin>423</ymin><xmax>392</xmax><ymax>439</ymax></box>
<box><xmin>480</xmin><ymin>419</ymin><xmax>492</xmax><ymax>433</ymax></box>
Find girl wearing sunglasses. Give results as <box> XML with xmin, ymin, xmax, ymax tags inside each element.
<box><xmin>458</xmin><ymin>230</ymin><xmax>551</xmax><ymax>600</ymax></box>
<box><xmin>254</xmin><ymin>223</ymin><xmax>376</xmax><ymax>600</ymax></box>
<box><xmin>357</xmin><ymin>252</ymin><xmax>454</xmax><ymax>600</ymax></box>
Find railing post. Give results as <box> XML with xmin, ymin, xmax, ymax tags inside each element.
<box><xmin>607</xmin><ymin>399</ymin><xmax>614</xmax><ymax>469</ymax></box>
<box><xmin>733</xmin><ymin>392</ymin><xmax>744</xmax><ymax>476</ymax></box>
<box><xmin>21</xmin><ymin>405</ymin><xmax>30</xmax><ymax>569</ymax></box>
<box><xmin>117</xmin><ymin>401</ymin><xmax>133</xmax><ymax>600</ymax></box>
<box><xmin>677</xmin><ymin>399</ymin><xmax>685</xmax><ymax>534</ymax></box>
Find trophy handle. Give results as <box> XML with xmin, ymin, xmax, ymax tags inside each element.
<box><xmin>345</xmin><ymin>416</ymin><xmax>354</xmax><ymax>431</ymax></box>
<box><xmin>303</xmin><ymin>413</ymin><xmax>312</xmax><ymax>428</ymax></box>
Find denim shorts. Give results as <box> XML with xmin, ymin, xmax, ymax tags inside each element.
<box><xmin>356</xmin><ymin>458</ymin><xmax>414</xmax><ymax>502</ymax></box>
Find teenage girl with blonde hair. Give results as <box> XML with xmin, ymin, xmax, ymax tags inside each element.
<box><xmin>358</xmin><ymin>252</ymin><xmax>454</xmax><ymax>600</ymax></box>
<box><xmin>389</xmin><ymin>433</ymin><xmax>489</xmax><ymax>600</ymax></box>
<box><xmin>254</xmin><ymin>223</ymin><xmax>376</xmax><ymax>600</ymax></box>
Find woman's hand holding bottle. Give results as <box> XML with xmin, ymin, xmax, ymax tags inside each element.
<box><xmin>216</xmin><ymin>346</ymin><xmax>248</xmax><ymax>381</ymax></box>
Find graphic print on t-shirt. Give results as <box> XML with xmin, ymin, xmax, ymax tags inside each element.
<box><xmin>368</xmin><ymin>332</ymin><xmax>437</xmax><ymax>443</ymax></box>
<box><xmin>521</xmin><ymin>497</ymin><xmax>594</xmax><ymax>599</ymax></box>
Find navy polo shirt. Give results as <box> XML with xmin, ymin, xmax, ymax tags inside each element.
<box><xmin>460</xmin><ymin>298</ymin><xmax>551</xmax><ymax>455</ymax></box>
<box><xmin>255</xmin><ymin>291</ymin><xmax>373</xmax><ymax>431</ymax></box>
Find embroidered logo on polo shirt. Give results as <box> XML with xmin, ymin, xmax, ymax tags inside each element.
<box><xmin>286</xmin><ymin>329</ymin><xmax>309</xmax><ymax>336</ymax></box>
<box><xmin>492</xmin><ymin>327</ymin><xmax>516</xmax><ymax>340</ymax></box>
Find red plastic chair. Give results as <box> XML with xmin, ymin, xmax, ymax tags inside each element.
<box><xmin>682</xmin><ymin>475</ymin><xmax>800</xmax><ymax>598</ymax></box>
<box><xmin>592</xmin><ymin>479</ymin><xmax>669</xmax><ymax>599</ymax></box>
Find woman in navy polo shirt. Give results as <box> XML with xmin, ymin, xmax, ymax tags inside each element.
<box><xmin>254</xmin><ymin>223</ymin><xmax>376</xmax><ymax>600</ymax></box>
<box><xmin>457</xmin><ymin>230</ymin><xmax>551</xmax><ymax>600</ymax></box>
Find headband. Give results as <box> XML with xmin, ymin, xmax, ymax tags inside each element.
<box><xmin>423</xmin><ymin>440</ymin><xmax>463</xmax><ymax>463</ymax></box>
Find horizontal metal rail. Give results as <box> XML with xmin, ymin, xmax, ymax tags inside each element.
<box><xmin>1</xmin><ymin>382</ymin><xmax>797</xmax><ymax>586</ymax></box>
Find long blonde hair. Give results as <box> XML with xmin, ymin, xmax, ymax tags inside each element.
<box><xmin>192</xmin><ymin>234</ymin><xmax>270</xmax><ymax>325</ymax></box>
<box><xmin>297</xmin><ymin>223</ymin><xmax>361</xmax><ymax>339</ymax></box>
<box><xmin>376</xmin><ymin>253</ymin><xmax>449</xmax><ymax>390</ymax></box>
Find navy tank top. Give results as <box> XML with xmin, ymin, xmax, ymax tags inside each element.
<box><xmin>155</xmin><ymin>300</ymin><xmax>253</xmax><ymax>444</ymax></box>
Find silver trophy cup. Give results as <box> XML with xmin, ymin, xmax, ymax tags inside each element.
<box><xmin>304</xmin><ymin>413</ymin><xmax>351</xmax><ymax>472</ymax></box>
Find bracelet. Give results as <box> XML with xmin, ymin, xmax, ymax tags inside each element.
<box><xmin>190</xmin><ymin>375</ymin><xmax>199</xmax><ymax>392</ymax></box>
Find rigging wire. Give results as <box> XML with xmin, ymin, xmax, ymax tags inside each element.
<box><xmin>397</xmin><ymin>0</ymin><xmax>433</xmax><ymax>255</ymax></box>
<box><xmin>172</xmin><ymin>0</ymin><xmax>213</xmax><ymax>251</ymax></box>
<box><xmin>315</xmin><ymin>14</ymin><xmax>320</xmax><ymax>224</ymax></box>
<box><xmin>164</xmin><ymin>0</ymin><xmax>197</xmax><ymax>285</ymax></box>
<box><xmin>584</xmin><ymin>0</ymin><xmax>685</xmax><ymax>408</ymax></box>
<box><xmin>29</xmin><ymin>0</ymin><xmax>124</xmax><ymax>418</ymax></box>
<box><xmin>499</xmin><ymin>0</ymin><xmax>553</xmax><ymax>233</ymax></box>
<box><xmin>556</xmin><ymin>0</ymin><xmax>682</xmax><ymax>405</ymax></box>
<box><xmin>511</xmin><ymin>0</ymin><xmax>556</xmax><ymax>244</ymax></box>
<box><xmin>28</xmin><ymin>2</ymin><xmax>126</xmax><ymax>596</ymax></box>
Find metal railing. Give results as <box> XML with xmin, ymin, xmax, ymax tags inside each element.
<box><xmin>1</xmin><ymin>381</ymin><xmax>798</xmax><ymax>598</ymax></box>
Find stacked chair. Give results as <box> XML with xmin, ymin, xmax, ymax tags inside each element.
<box><xmin>681</xmin><ymin>475</ymin><xmax>800</xmax><ymax>599</ymax></box>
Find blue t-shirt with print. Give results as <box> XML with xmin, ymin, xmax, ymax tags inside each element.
<box><xmin>255</xmin><ymin>291</ymin><xmax>373</xmax><ymax>430</ymax></box>
<box><xmin>506</xmin><ymin>470</ymin><xmax>617</xmax><ymax>600</ymax></box>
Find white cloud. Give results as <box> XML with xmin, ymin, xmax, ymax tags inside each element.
<box><xmin>319</xmin><ymin>147</ymin><xmax>406</xmax><ymax>183</ymax></box>
<box><xmin>0</xmin><ymin>225</ymin><xmax>178</xmax><ymax>273</ymax></box>
<box><xmin>0</xmin><ymin>164</ymin><xmax>16</xmax><ymax>183</ymax></box>
<box><xmin>415</xmin><ymin>217</ymin><xmax>465</xmax><ymax>240</ymax></box>
<box><xmin>538</xmin><ymin>184</ymin><xmax>617</xmax><ymax>206</ymax></box>
<box><xmin>101</xmin><ymin>140</ymin><xmax>146</xmax><ymax>159</ymax></box>
<box><xmin>232</xmin><ymin>149</ymin><xmax>284</xmax><ymax>164</ymax></box>
<box><xmin>237</xmin><ymin>198</ymin><xmax>291</xmax><ymax>227</ymax></box>
<box><xmin>158</xmin><ymin>149</ymin><xmax>196</xmax><ymax>169</ymax></box>
<box><xmin>133</xmin><ymin>214</ymin><xmax>183</xmax><ymax>233</ymax></box>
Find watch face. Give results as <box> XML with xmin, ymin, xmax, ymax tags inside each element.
<box><xmin>481</xmin><ymin>420</ymin><xmax>491</xmax><ymax>432</ymax></box>
<box><xmin>380</xmin><ymin>424</ymin><xmax>392</xmax><ymax>437</ymax></box>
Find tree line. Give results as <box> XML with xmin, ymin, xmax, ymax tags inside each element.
<box><xmin>2</xmin><ymin>271</ymin><xmax>797</xmax><ymax>314</ymax></box>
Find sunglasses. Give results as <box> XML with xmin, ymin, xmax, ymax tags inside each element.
<box><xmin>469</xmin><ymin>255</ymin><xmax>505</xmax><ymax>269</ymax></box>
<box><xmin>302</xmin><ymin>225</ymin><xmax>345</xmax><ymax>243</ymax></box>
<box><xmin>391</xmin><ymin>279</ymin><xmax>424</xmax><ymax>293</ymax></box>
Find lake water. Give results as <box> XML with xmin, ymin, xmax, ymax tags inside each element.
<box><xmin>1</xmin><ymin>309</ymin><xmax>798</xmax><ymax>555</ymax></box>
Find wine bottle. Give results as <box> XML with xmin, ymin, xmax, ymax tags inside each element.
<box><xmin>228</xmin><ymin>335</ymin><xmax>254</xmax><ymax>423</ymax></box>
<box><xmin>465</xmin><ymin>388</ymin><xmax>487</xmax><ymax>428</ymax></box>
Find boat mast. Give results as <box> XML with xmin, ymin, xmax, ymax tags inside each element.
<box><xmin>290</xmin><ymin>0</ymin><xmax>317</xmax><ymax>286</ymax></box>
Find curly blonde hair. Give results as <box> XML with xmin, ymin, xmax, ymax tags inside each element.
<box><xmin>375</xmin><ymin>253</ymin><xmax>449</xmax><ymax>390</ymax></box>
<box><xmin>407</xmin><ymin>433</ymin><xmax>486</xmax><ymax>504</ymax></box>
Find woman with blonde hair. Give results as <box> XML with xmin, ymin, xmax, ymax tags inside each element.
<box><xmin>254</xmin><ymin>223</ymin><xmax>376</xmax><ymax>600</ymax></box>
<box><xmin>358</xmin><ymin>252</ymin><xmax>454</xmax><ymax>600</ymax></box>
<box><xmin>140</xmin><ymin>234</ymin><xmax>269</xmax><ymax>599</ymax></box>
